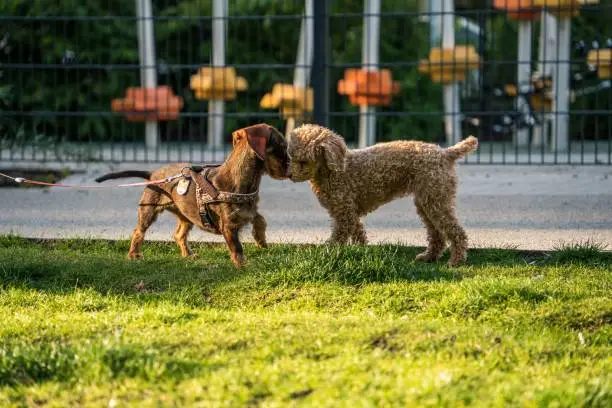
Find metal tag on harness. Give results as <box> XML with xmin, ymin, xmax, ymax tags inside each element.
<box><xmin>176</xmin><ymin>178</ymin><xmax>190</xmax><ymax>195</ymax></box>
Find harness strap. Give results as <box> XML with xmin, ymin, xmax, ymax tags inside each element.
<box><xmin>189</xmin><ymin>165</ymin><xmax>259</xmax><ymax>232</ymax></box>
<box><xmin>190</xmin><ymin>167</ymin><xmax>259</xmax><ymax>205</ymax></box>
<box><xmin>191</xmin><ymin>167</ymin><xmax>219</xmax><ymax>200</ymax></box>
<box><xmin>214</xmin><ymin>190</ymin><xmax>259</xmax><ymax>204</ymax></box>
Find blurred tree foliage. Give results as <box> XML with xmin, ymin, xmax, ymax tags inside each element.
<box><xmin>1</xmin><ymin>0</ymin><xmax>611</xmax><ymax>149</ymax></box>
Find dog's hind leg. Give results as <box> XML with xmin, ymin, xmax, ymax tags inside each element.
<box><xmin>251</xmin><ymin>212</ymin><xmax>267</xmax><ymax>248</ymax></box>
<box><xmin>128</xmin><ymin>190</ymin><xmax>164</xmax><ymax>260</ymax></box>
<box><xmin>422</xmin><ymin>200</ymin><xmax>468</xmax><ymax>266</ymax></box>
<box><xmin>414</xmin><ymin>199</ymin><xmax>446</xmax><ymax>262</ymax></box>
<box><xmin>172</xmin><ymin>215</ymin><xmax>195</xmax><ymax>257</ymax></box>
<box><xmin>444</xmin><ymin>219</ymin><xmax>468</xmax><ymax>266</ymax></box>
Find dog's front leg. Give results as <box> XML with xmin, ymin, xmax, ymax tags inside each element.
<box><xmin>221</xmin><ymin>226</ymin><xmax>246</xmax><ymax>267</ymax></box>
<box><xmin>251</xmin><ymin>212</ymin><xmax>267</xmax><ymax>248</ymax></box>
<box><xmin>350</xmin><ymin>220</ymin><xmax>368</xmax><ymax>244</ymax></box>
<box><xmin>327</xmin><ymin>214</ymin><xmax>357</xmax><ymax>244</ymax></box>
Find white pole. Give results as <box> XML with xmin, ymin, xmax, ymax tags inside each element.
<box><xmin>209</xmin><ymin>0</ymin><xmax>227</xmax><ymax>148</ymax></box>
<box><xmin>515</xmin><ymin>20</ymin><xmax>532</xmax><ymax>147</ymax></box>
<box><xmin>286</xmin><ymin>0</ymin><xmax>314</xmax><ymax>136</ymax></box>
<box><xmin>551</xmin><ymin>17</ymin><xmax>571</xmax><ymax>153</ymax></box>
<box><xmin>429</xmin><ymin>0</ymin><xmax>442</xmax><ymax>48</ymax></box>
<box><xmin>358</xmin><ymin>0</ymin><xmax>381</xmax><ymax>148</ymax></box>
<box><xmin>442</xmin><ymin>0</ymin><xmax>461</xmax><ymax>146</ymax></box>
<box><xmin>136</xmin><ymin>0</ymin><xmax>158</xmax><ymax>149</ymax></box>
<box><xmin>533</xmin><ymin>11</ymin><xmax>557</xmax><ymax>148</ymax></box>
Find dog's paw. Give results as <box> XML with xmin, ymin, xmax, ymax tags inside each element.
<box><xmin>324</xmin><ymin>238</ymin><xmax>342</xmax><ymax>245</ymax></box>
<box><xmin>231</xmin><ymin>253</ymin><xmax>247</xmax><ymax>267</ymax></box>
<box><xmin>127</xmin><ymin>252</ymin><xmax>143</xmax><ymax>260</ymax></box>
<box><xmin>350</xmin><ymin>238</ymin><xmax>368</xmax><ymax>245</ymax></box>
<box><xmin>447</xmin><ymin>254</ymin><xmax>467</xmax><ymax>267</ymax></box>
<box><xmin>186</xmin><ymin>252</ymin><xmax>200</xmax><ymax>259</ymax></box>
<box><xmin>254</xmin><ymin>241</ymin><xmax>268</xmax><ymax>249</ymax></box>
<box><xmin>415</xmin><ymin>251</ymin><xmax>438</xmax><ymax>263</ymax></box>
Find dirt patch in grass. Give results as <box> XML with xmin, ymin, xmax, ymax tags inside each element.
<box><xmin>369</xmin><ymin>328</ymin><xmax>403</xmax><ymax>353</ymax></box>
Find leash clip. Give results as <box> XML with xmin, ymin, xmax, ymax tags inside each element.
<box><xmin>180</xmin><ymin>167</ymin><xmax>193</xmax><ymax>179</ymax></box>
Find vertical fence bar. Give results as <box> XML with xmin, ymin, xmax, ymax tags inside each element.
<box><xmin>516</xmin><ymin>20</ymin><xmax>532</xmax><ymax>147</ymax></box>
<box><xmin>552</xmin><ymin>16</ymin><xmax>571</xmax><ymax>154</ymax></box>
<box><xmin>313</xmin><ymin>0</ymin><xmax>329</xmax><ymax>127</ymax></box>
<box><xmin>429</xmin><ymin>0</ymin><xmax>442</xmax><ymax>48</ymax></box>
<box><xmin>135</xmin><ymin>0</ymin><xmax>159</xmax><ymax>150</ymax></box>
<box><xmin>608</xmin><ymin>82</ymin><xmax>612</xmax><ymax>164</ymax></box>
<box><xmin>286</xmin><ymin>0</ymin><xmax>314</xmax><ymax>136</ymax></box>
<box><xmin>442</xmin><ymin>0</ymin><xmax>461</xmax><ymax>145</ymax></box>
<box><xmin>478</xmin><ymin>6</ymin><xmax>491</xmax><ymax>163</ymax></box>
<box><xmin>533</xmin><ymin>11</ymin><xmax>557</xmax><ymax>149</ymax></box>
<box><xmin>209</xmin><ymin>0</ymin><xmax>227</xmax><ymax>148</ymax></box>
<box><xmin>358</xmin><ymin>0</ymin><xmax>381</xmax><ymax>148</ymax></box>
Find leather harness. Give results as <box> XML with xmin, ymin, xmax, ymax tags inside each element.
<box><xmin>183</xmin><ymin>165</ymin><xmax>259</xmax><ymax>232</ymax></box>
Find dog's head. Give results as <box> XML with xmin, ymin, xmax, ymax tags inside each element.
<box><xmin>287</xmin><ymin>124</ymin><xmax>347</xmax><ymax>182</ymax></box>
<box><xmin>231</xmin><ymin>123</ymin><xmax>290</xmax><ymax>180</ymax></box>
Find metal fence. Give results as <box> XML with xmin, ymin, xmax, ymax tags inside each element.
<box><xmin>1</xmin><ymin>0</ymin><xmax>611</xmax><ymax>165</ymax></box>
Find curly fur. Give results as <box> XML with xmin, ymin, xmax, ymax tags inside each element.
<box><xmin>287</xmin><ymin>124</ymin><xmax>478</xmax><ymax>266</ymax></box>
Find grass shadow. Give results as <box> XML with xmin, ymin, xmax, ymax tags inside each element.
<box><xmin>0</xmin><ymin>236</ymin><xmax>243</xmax><ymax>304</ymax></box>
<box><xmin>0</xmin><ymin>339</ymin><xmax>222</xmax><ymax>387</ymax></box>
<box><xmin>0</xmin><ymin>236</ymin><xmax>609</xmax><ymax>305</ymax></box>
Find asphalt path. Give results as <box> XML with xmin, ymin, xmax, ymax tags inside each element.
<box><xmin>1</xmin><ymin>165</ymin><xmax>611</xmax><ymax>250</ymax></box>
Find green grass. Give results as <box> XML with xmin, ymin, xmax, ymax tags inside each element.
<box><xmin>0</xmin><ymin>236</ymin><xmax>610</xmax><ymax>407</ymax></box>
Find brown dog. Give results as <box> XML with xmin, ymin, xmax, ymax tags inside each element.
<box><xmin>96</xmin><ymin>124</ymin><xmax>289</xmax><ymax>266</ymax></box>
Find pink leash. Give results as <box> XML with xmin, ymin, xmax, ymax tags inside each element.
<box><xmin>0</xmin><ymin>172</ymin><xmax>183</xmax><ymax>189</ymax></box>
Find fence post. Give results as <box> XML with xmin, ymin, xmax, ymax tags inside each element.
<box><xmin>209</xmin><ymin>0</ymin><xmax>227</xmax><ymax>148</ymax></box>
<box><xmin>441</xmin><ymin>0</ymin><xmax>461</xmax><ymax>146</ymax></box>
<box><xmin>313</xmin><ymin>0</ymin><xmax>329</xmax><ymax>127</ymax></box>
<box><xmin>515</xmin><ymin>20</ymin><xmax>532</xmax><ymax>147</ymax></box>
<box><xmin>135</xmin><ymin>0</ymin><xmax>159</xmax><ymax>150</ymax></box>
<box><xmin>552</xmin><ymin>16</ymin><xmax>571</xmax><ymax>153</ymax></box>
<box><xmin>358</xmin><ymin>0</ymin><xmax>381</xmax><ymax>148</ymax></box>
<box><xmin>533</xmin><ymin>11</ymin><xmax>557</xmax><ymax>148</ymax></box>
<box><xmin>429</xmin><ymin>0</ymin><xmax>442</xmax><ymax>48</ymax></box>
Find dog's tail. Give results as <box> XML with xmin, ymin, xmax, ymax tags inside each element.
<box><xmin>445</xmin><ymin>136</ymin><xmax>478</xmax><ymax>160</ymax></box>
<box><xmin>95</xmin><ymin>170</ymin><xmax>151</xmax><ymax>183</ymax></box>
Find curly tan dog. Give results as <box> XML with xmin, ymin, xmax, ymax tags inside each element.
<box><xmin>287</xmin><ymin>124</ymin><xmax>478</xmax><ymax>266</ymax></box>
<box><xmin>96</xmin><ymin>124</ymin><xmax>289</xmax><ymax>266</ymax></box>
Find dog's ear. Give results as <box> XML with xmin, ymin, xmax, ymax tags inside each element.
<box><xmin>244</xmin><ymin>124</ymin><xmax>271</xmax><ymax>160</ymax></box>
<box><xmin>317</xmin><ymin>136</ymin><xmax>347</xmax><ymax>172</ymax></box>
<box><xmin>232</xmin><ymin>128</ymin><xmax>247</xmax><ymax>150</ymax></box>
